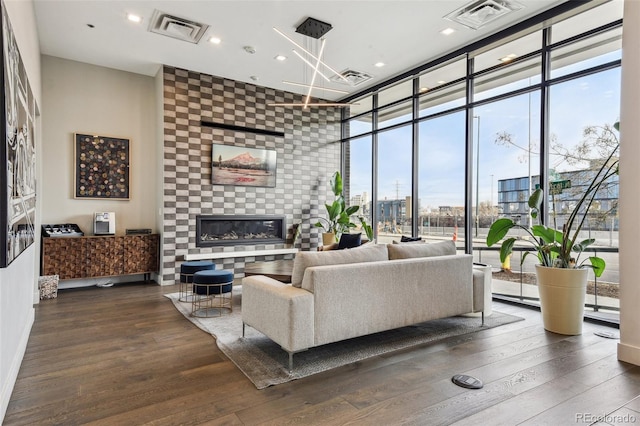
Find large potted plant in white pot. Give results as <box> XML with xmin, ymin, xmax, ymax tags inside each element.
<box><xmin>486</xmin><ymin>123</ymin><xmax>619</xmax><ymax>335</ymax></box>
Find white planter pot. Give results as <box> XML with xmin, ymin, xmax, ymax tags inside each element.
<box><xmin>535</xmin><ymin>264</ymin><xmax>588</xmax><ymax>335</ymax></box>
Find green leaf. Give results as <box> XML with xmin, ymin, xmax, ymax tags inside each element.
<box><xmin>487</xmin><ymin>218</ymin><xmax>515</xmax><ymax>247</ymax></box>
<box><xmin>499</xmin><ymin>238</ymin><xmax>516</xmax><ymax>263</ymax></box>
<box><xmin>345</xmin><ymin>205</ymin><xmax>360</xmax><ymax>216</ymax></box>
<box><xmin>532</xmin><ymin>225</ymin><xmax>558</xmax><ymax>244</ymax></box>
<box><xmin>330</xmin><ymin>171</ymin><xmax>343</xmax><ymax>196</ymax></box>
<box><xmin>528</xmin><ymin>188</ymin><xmax>543</xmax><ymax>209</ymax></box>
<box><xmin>337</xmin><ymin>214</ymin><xmax>352</xmax><ymax>225</ymax></box>
<box><xmin>588</xmin><ymin>256</ymin><xmax>606</xmax><ymax>277</ymax></box>
<box><xmin>573</xmin><ymin>238</ymin><xmax>595</xmax><ymax>252</ymax></box>
<box><xmin>326</xmin><ymin>201</ymin><xmax>341</xmax><ymax>221</ymax></box>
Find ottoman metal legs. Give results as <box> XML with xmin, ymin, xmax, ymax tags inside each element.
<box><xmin>191</xmin><ymin>269</ymin><xmax>234</xmax><ymax>317</ymax></box>
<box><xmin>179</xmin><ymin>260</ymin><xmax>215</xmax><ymax>302</ymax></box>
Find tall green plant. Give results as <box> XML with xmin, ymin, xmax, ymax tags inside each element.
<box><xmin>314</xmin><ymin>171</ymin><xmax>360</xmax><ymax>240</ymax></box>
<box><xmin>486</xmin><ymin>122</ymin><xmax>619</xmax><ymax>278</ymax></box>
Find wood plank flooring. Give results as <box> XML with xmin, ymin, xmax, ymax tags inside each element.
<box><xmin>4</xmin><ymin>282</ymin><xmax>639</xmax><ymax>425</ymax></box>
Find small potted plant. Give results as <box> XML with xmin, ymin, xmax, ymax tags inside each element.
<box><xmin>314</xmin><ymin>171</ymin><xmax>366</xmax><ymax>244</ymax></box>
<box><xmin>486</xmin><ymin>122</ymin><xmax>619</xmax><ymax>335</ymax></box>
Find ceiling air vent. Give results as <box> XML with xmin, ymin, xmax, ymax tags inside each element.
<box><xmin>148</xmin><ymin>10</ymin><xmax>210</xmax><ymax>44</ymax></box>
<box><xmin>330</xmin><ymin>69</ymin><xmax>373</xmax><ymax>87</ymax></box>
<box><xmin>445</xmin><ymin>0</ymin><xmax>524</xmax><ymax>30</ymax></box>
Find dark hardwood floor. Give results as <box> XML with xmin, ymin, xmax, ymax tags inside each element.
<box><xmin>5</xmin><ymin>282</ymin><xmax>639</xmax><ymax>425</ymax></box>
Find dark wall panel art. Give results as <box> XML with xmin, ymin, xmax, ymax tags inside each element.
<box><xmin>74</xmin><ymin>133</ymin><xmax>130</xmax><ymax>199</ymax></box>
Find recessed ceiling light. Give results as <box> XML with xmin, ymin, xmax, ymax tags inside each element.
<box><xmin>374</xmin><ymin>62</ymin><xmax>385</xmax><ymax>68</ymax></box>
<box><xmin>127</xmin><ymin>13</ymin><xmax>142</xmax><ymax>24</ymax></box>
<box><xmin>419</xmin><ymin>87</ymin><xmax>430</xmax><ymax>93</ymax></box>
<box><xmin>437</xmin><ymin>80</ymin><xmax>446</xmax><ymax>85</ymax></box>
<box><xmin>275</xmin><ymin>55</ymin><xmax>287</xmax><ymax>61</ymax></box>
<box><xmin>499</xmin><ymin>53</ymin><xmax>518</xmax><ymax>63</ymax></box>
<box><xmin>440</xmin><ymin>28</ymin><xmax>456</xmax><ymax>36</ymax></box>
<box><xmin>209</xmin><ymin>36</ymin><xmax>221</xmax><ymax>44</ymax></box>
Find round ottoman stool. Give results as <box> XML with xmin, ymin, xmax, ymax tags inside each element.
<box><xmin>191</xmin><ymin>269</ymin><xmax>234</xmax><ymax>317</ymax></box>
<box><xmin>180</xmin><ymin>260</ymin><xmax>215</xmax><ymax>302</ymax></box>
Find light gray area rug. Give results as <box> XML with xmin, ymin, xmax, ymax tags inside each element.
<box><xmin>165</xmin><ymin>287</ymin><xmax>523</xmax><ymax>389</ymax></box>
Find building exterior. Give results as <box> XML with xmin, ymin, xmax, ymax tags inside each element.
<box><xmin>498</xmin><ymin>167</ymin><xmax>619</xmax><ymax>230</ymax></box>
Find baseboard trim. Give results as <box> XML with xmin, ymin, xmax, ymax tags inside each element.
<box><xmin>618</xmin><ymin>342</ymin><xmax>640</xmax><ymax>366</ymax></box>
<box><xmin>0</xmin><ymin>307</ymin><xmax>35</xmax><ymax>423</ymax></box>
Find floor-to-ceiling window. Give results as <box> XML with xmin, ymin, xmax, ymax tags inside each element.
<box><xmin>346</xmin><ymin>134</ymin><xmax>373</xmax><ymax>235</ymax></box>
<box><xmin>547</xmin><ymin>18</ymin><xmax>622</xmax><ymax>315</ymax></box>
<box><xmin>342</xmin><ymin>0</ymin><xmax>622</xmax><ymax>322</ymax></box>
<box><xmin>377</xmin><ymin>124</ymin><xmax>412</xmax><ymax>243</ymax></box>
<box><xmin>417</xmin><ymin>112</ymin><xmax>465</xmax><ymax>247</ymax></box>
<box><xmin>417</xmin><ymin>58</ymin><xmax>467</xmax><ymax>247</ymax></box>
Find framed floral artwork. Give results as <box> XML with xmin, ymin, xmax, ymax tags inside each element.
<box><xmin>74</xmin><ymin>133</ymin><xmax>130</xmax><ymax>199</ymax></box>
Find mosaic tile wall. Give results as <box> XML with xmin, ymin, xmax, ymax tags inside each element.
<box><xmin>162</xmin><ymin>66</ymin><xmax>342</xmax><ymax>284</ymax></box>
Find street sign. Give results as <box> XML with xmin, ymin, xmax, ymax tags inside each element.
<box><xmin>550</xmin><ymin>179</ymin><xmax>571</xmax><ymax>195</ymax></box>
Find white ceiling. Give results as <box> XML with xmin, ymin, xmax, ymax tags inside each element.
<box><xmin>33</xmin><ymin>0</ymin><xmax>571</xmax><ymax>102</ymax></box>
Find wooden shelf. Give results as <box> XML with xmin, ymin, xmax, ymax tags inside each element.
<box><xmin>42</xmin><ymin>234</ymin><xmax>159</xmax><ymax>280</ymax></box>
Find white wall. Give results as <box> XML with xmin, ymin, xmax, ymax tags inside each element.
<box><xmin>0</xmin><ymin>1</ymin><xmax>41</xmax><ymax>422</ymax></box>
<box><xmin>41</xmin><ymin>55</ymin><xmax>157</xmax><ymax>236</ymax></box>
<box><xmin>618</xmin><ymin>0</ymin><xmax>640</xmax><ymax>366</ymax></box>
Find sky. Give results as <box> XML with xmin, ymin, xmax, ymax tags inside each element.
<box><xmin>348</xmin><ymin>53</ymin><xmax>621</xmax><ymax>212</ymax></box>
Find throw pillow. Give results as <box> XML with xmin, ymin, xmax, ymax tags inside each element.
<box><xmin>338</xmin><ymin>233</ymin><xmax>362</xmax><ymax>250</ymax></box>
<box><xmin>387</xmin><ymin>240</ymin><xmax>457</xmax><ymax>260</ymax></box>
<box><xmin>291</xmin><ymin>243</ymin><xmax>389</xmax><ymax>288</ymax></box>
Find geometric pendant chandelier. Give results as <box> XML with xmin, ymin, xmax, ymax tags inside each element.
<box><xmin>269</xmin><ymin>18</ymin><xmax>356</xmax><ymax>108</ymax></box>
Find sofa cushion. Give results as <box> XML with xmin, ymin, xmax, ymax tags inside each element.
<box><xmin>338</xmin><ymin>233</ymin><xmax>362</xmax><ymax>249</ymax></box>
<box><xmin>387</xmin><ymin>240</ymin><xmax>456</xmax><ymax>260</ymax></box>
<box><xmin>291</xmin><ymin>243</ymin><xmax>389</xmax><ymax>288</ymax></box>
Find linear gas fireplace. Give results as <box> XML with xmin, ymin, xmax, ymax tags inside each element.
<box><xmin>196</xmin><ymin>215</ymin><xmax>286</xmax><ymax>247</ymax></box>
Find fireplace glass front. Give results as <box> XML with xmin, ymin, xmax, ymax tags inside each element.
<box><xmin>196</xmin><ymin>215</ymin><xmax>286</xmax><ymax>247</ymax></box>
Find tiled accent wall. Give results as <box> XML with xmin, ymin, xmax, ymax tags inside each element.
<box><xmin>162</xmin><ymin>66</ymin><xmax>341</xmax><ymax>284</ymax></box>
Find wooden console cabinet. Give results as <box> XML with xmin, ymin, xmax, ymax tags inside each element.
<box><xmin>42</xmin><ymin>234</ymin><xmax>159</xmax><ymax>280</ymax></box>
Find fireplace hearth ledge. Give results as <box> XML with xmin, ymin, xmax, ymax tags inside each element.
<box><xmin>183</xmin><ymin>247</ymin><xmax>298</xmax><ymax>261</ymax></box>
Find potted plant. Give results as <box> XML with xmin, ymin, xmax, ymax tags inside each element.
<box><xmin>486</xmin><ymin>123</ymin><xmax>619</xmax><ymax>335</ymax></box>
<box><xmin>314</xmin><ymin>171</ymin><xmax>367</xmax><ymax>244</ymax></box>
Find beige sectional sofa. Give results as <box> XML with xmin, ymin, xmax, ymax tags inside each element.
<box><xmin>241</xmin><ymin>241</ymin><xmax>486</xmax><ymax>370</ymax></box>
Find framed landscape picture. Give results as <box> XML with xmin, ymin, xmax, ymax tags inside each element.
<box><xmin>0</xmin><ymin>1</ymin><xmax>37</xmax><ymax>268</ymax></box>
<box><xmin>74</xmin><ymin>133</ymin><xmax>130</xmax><ymax>199</ymax></box>
<box><xmin>212</xmin><ymin>144</ymin><xmax>277</xmax><ymax>187</ymax></box>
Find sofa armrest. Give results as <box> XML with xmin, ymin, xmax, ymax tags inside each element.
<box><xmin>241</xmin><ymin>275</ymin><xmax>314</xmax><ymax>353</ymax></box>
